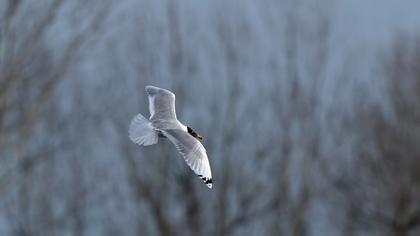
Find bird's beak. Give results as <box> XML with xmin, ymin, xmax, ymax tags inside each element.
<box><xmin>195</xmin><ymin>133</ymin><xmax>203</xmax><ymax>141</ymax></box>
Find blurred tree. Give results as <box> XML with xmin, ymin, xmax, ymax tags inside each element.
<box><xmin>325</xmin><ymin>36</ymin><xmax>420</xmax><ymax>236</ymax></box>
<box><xmin>110</xmin><ymin>1</ymin><xmax>334</xmax><ymax>236</ymax></box>
<box><xmin>0</xmin><ymin>0</ymin><xmax>111</xmax><ymax>235</ymax></box>
<box><xmin>1</xmin><ymin>0</ymin><xmax>418</xmax><ymax>236</ymax></box>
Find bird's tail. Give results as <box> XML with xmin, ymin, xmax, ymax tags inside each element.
<box><xmin>129</xmin><ymin>113</ymin><xmax>158</xmax><ymax>146</ymax></box>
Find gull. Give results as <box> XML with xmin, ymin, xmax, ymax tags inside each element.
<box><xmin>129</xmin><ymin>85</ymin><xmax>213</xmax><ymax>188</ymax></box>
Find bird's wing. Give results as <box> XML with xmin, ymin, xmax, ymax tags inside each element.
<box><xmin>129</xmin><ymin>113</ymin><xmax>158</xmax><ymax>146</ymax></box>
<box><xmin>145</xmin><ymin>85</ymin><xmax>177</xmax><ymax>121</ymax></box>
<box><xmin>161</xmin><ymin>129</ymin><xmax>213</xmax><ymax>188</ymax></box>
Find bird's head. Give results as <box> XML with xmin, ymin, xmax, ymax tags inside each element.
<box><xmin>187</xmin><ymin>126</ymin><xmax>203</xmax><ymax>141</ymax></box>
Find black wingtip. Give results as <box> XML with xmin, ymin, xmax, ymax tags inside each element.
<box><xmin>199</xmin><ymin>175</ymin><xmax>213</xmax><ymax>188</ymax></box>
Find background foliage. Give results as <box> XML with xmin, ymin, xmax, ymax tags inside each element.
<box><xmin>1</xmin><ymin>0</ymin><xmax>420</xmax><ymax>235</ymax></box>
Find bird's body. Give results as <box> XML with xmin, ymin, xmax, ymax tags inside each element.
<box><xmin>129</xmin><ymin>85</ymin><xmax>213</xmax><ymax>188</ymax></box>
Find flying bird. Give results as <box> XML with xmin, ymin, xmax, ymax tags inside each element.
<box><xmin>129</xmin><ymin>85</ymin><xmax>213</xmax><ymax>188</ymax></box>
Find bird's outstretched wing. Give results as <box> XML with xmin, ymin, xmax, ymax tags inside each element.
<box><xmin>161</xmin><ymin>129</ymin><xmax>213</xmax><ymax>188</ymax></box>
<box><xmin>145</xmin><ymin>85</ymin><xmax>177</xmax><ymax>121</ymax></box>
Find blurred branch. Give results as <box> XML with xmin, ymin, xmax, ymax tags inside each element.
<box><xmin>124</xmin><ymin>150</ymin><xmax>175</xmax><ymax>236</ymax></box>
<box><xmin>0</xmin><ymin>0</ymin><xmax>112</xmax><ymax>154</ymax></box>
<box><xmin>223</xmin><ymin>199</ymin><xmax>278</xmax><ymax>235</ymax></box>
<box><xmin>398</xmin><ymin>209</ymin><xmax>420</xmax><ymax>232</ymax></box>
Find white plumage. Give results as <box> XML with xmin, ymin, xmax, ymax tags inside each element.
<box><xmin>129</xmin><ymin>85</ymin><xmax>213</xmax><ymax>188</ymax></box>
<box><xmin>128</xmin><ymin>114</ymin><xmax>158</xmax><ymax>146</ymax></box>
